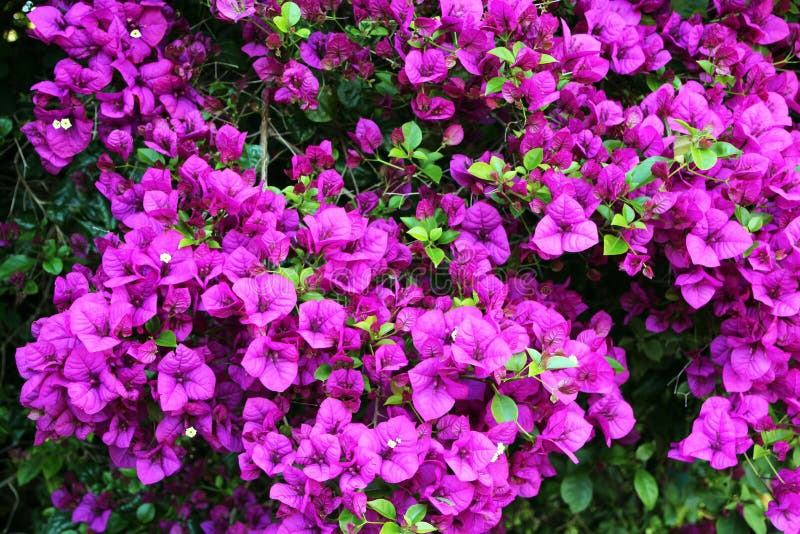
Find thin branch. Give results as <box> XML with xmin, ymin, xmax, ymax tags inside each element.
<box><xmin>260</xmin><ymin>102</ymin><xmax>270</xmax><ymax>186</ymax></box>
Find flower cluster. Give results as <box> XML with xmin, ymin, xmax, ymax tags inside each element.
<box><xmin>22</xmin><ymin>0</ymin><xmax>214</xmax><ymax>173</ymax></box>
<box><xmin>15</xmin><ymin>0</ymin><xmax>800</xmax><ymax>531</ymax></box>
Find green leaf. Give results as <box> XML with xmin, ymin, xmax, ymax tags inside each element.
<box><xmin>491</xmin><ymin>393</ymin><xmax>519</xmax><ymax>423</ymax></box>
<box><xmin>560</xmin><ymin>473</ymin><xmax>593</xmax><ymax>513</ymax></box>
<box><xmin>402</xmin><ymin>122</ymin><xmax>423</xmax><ymax>151</ymax></box>
<box><xmin>282</xmin><ymin>1</ymin><xmax>301</xmax><ymax>25</ymax></box>
<box><xmin>41</xmin><ymin>452</ymin><xmax>63</xmax><ymax>478</ymax></box>
<box><xmin>634</xmin><ymin>468</ymin><xmax>659</xmax><ymax>511</ymax></box>
<box><xmin>368</xmin><ymin>499</ymin><xmax>397</xmax><ymax>521</ymax></box>
<box><xmin>626</xmin><ymin>156</ymin><xmax>669</xmax><ymax>191</ymax></box>
<box><xmin>421</xmin><ymin>164</ymin><xmax>442</xmax><ymax>183</ymax></box>
<box><xmin>611</xmin><ymin>213</ymin><xmax>629</xmax><ymax>227</ymax></box>
<box><xmin>743</xmin><ymin>504</ymin><xmax>766</xmax><ymax>534</ymax></box>
<box><xmin>505</xmin><ymin>352</ymin><xmax>527</xmax><ymax>373</ymax></box>
<box><xmin>437</xmin><ymin>230</ymin><xmax>460</xmax><ymax>245</ymax></box>
<box><xmin>623</xmin><ymin>204</ymin><xmax>636</xmax><ymax>224</ymax></box>
<box><xmin>0</xmin><ymin>117</ymin><xmax>12</xmax><ymax>137</ymax></box>
<box><xmin>17</xmin><ymin>454</ymin><xmax>43</xmax><ymax>486</ymax></box>
<box><xmin>136</xmin><ymin>148</ymin><xmax>164</xmax><ymax>166</ymax></box>
<box><xmin>691</xmin><ymin>145</ymin><xmax>718</xmax><ymax>171</ymax></box>
<box><xmin>539</xmin><ymin>53</ymin><xmax>558</xmax><ymax>64</ymax></box>
<box><xmin>42</xmin><ymin>257</ymin><xmax>63</xmax><ymax>275</ymax></box>
<box><xmin>338</xmin><ymin>509</ymin><xmax>364</xmax><ymax>533</ymax></box>
<box><xmin>407</xmin><ymin>226</ymin><xmax>429</xmax><ymax>242</ymax></box>
<box><xmin>716</xmin><ymin>514</ymin><xmax>750</xmax><ymax>534</ymax></box>
<box><xmin>314</xmin><ymin>364</ymin><xmax>332</xmax><ymax>381</ymax></box>
<box><xmin>429</xmin><ymin>228</ymin><xmax>443</xmax><ymax>241</ymax></box>
<box><xmin>404</xmin><ymin>504</ymin><xmax>428</xmax><ymax>525</ymax></box>
<box><xmin>295</xmin><ymin>27</ymin><xmax>310</xmax><ymax>38</ymax></box>
<box><xmin>379</xmin><ymin>523</ymin><xmax>401</xmax><ymax>534</ymax></box>
<box><xmin>155</xmin><ymin>330</ymin><xmax>177</xmax><ymax>348</ymax></box>
<box><xmin>604</xmin><ymin>356</ymin><xmax>625</xmax><ymax>374</ymax></box>
<box><xmin>0</xmin><ymin>254</ymin><xmax>36</xmax><ymax>280</ymax></box>
<box><xmin>484</xmin><ymin>76</ymin><xmax>506</xmax><ymax>95</ymax></box>
<box><xmin>388</xmin><ymin>147</ymin><xmax>407</xmax><ymax>159</ymax></box>
<box><xmin>468</xmin><ymin>161</ymin><xmax>493</xmax><ymax>180</ymax></box>
<box><xmin>273</xmin><ymin>15</ymin><xmax>289</xmax><ymax>33</ymax></box>
<box><xmin>711</xmin><ymin>141</ymin><xmax>741</xmax><ymax>159</ymax></box>
<box><xmin>523</xmin><ymin>148</ymin><xmax>543</xmax><ymax>170</ymax></box>
<box><xmin>136</xmin><ymin>503</ymin><xmax>156</xmax><ymax>524</ymax></box>
<box><xmin>696</xmin><ymin>59</ymin><xmax>714</xmax><ymax>75</ymax></box>
<box><xmin>22</xmin><ymin>280</ymin><xmax>38</xmax><ymax>295</ymax></box>
<box><xmin>546</xmin><ymin>355</ymin><xmax>579</xmax><ymax>370</ymax></box>
<box><xmin>752</xmin><ymin>444</ymin><xmax>769</xmax><ymax>459</ymax></box>
<box><xmin>426</xmin><ymin>247</ymin><xmax>445</xmax><ymax>267</ymax></box>
<box><xmin>488</xmin><ymin>47</ymin><xmax>515</xmax><ymax>64</ymax></box>
<box><xmin>603</xmin><ymin>234</ymin><xmax>629</xmax><ymax>256</ymax></box>
<box><xmin>415</xmin><ymin>522</ymin><xmax>437</xmax><ymax>533</ymax></box>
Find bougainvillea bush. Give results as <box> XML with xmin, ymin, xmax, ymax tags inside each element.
<box><xmin>5</xmin><ymin>0</ymin><xmax>800</xmax><ymax>531</ymax></box>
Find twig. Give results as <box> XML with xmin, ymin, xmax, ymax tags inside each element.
<box><xmin>260</xmin><ymin>102</ymin><xmax>270</xmax><ymax>186</ymax></box>
<box><xmin>1</xmin><ymin>476</ymin><xmax>20</xmax><ymax>534</ymax></box>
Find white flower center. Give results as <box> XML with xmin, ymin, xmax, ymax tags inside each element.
<box><xmin>490</xmin><ymin>443</ymin><xmax>506</xmax><ymax>463</ymax></box>
<box><xmin>52</xmin><ymin>119</ymin><xmax>61</xmax><ymax>129</ymax></box>
<box><xmin>451</xmin><ymin>327</ymin><xmax>458</xmax><ymax>342</ymax></box>
<box><xmin>185</xmin><ymin>426</ymin><xmax>197</xmax><ymax>438</ymax></box>
<box><xmin>160</xmin><ymin>252</ymin><xmax>172</xmax><ymax>263</ymax></box>
<box><xmin>130</xmin><ymin>28</ymin><xmax>142</xmax><ymax>38</ymax></box>
<box><xmin>59</xmin><ymin>118</ymin><xmax>72</xmax><ymax>130</ymax></box>
<box><xmin>23</xmin><ymin>1</ymin><xmax>34</xmax><ymax>13</ymax></box>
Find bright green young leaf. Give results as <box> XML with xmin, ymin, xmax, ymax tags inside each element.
<box><xmin>282</xmin><ymin>1</ymin><xmax>301</xmax><ymax>25</ymax></box>
<box><xmin>421</xmin><ymin>164</ymin><xmax>442</xmax><ymax>183</ymax></box>
<box><xmin>603</xmin><ymin>234</ymin><xmax>629</xmax><ymax>255</ymax></box>
<box><xmin>437</xmin><ymin>230</ymin><xmax>460</xmax><ymax>245</ymax></box>
<box><xmin>273</xmin><ymin>15</ymin><xmax>289</xmax><ymax>33</ymax></box>
<box><xmin>604</xmin><ymin>356</ymin><xmax>626</xmax><ymax>374</ymax></box>
<box><xmin>426</xmin><ymin>247</ymin><xmax>445</xmax><ymax>267</ymax></box>
<box><xmin>505</xmin><ymin>352</ymin><xmax>527</xmax><ymax>373</ymax></box>
<box><xmin>468</xmin><ymin>161</ymin><xmax>493</xmax><ymax>180</ymax></box>
<box><xmin>155</xmin><ymin>330</ymin><xmax>177</xmax><ymax>348</ymax></box>
<box><xmin>429</xmin><ymin>228</ymin><xmax>442</xmax><ymax>241</ymax></box>
<box><xmin>634</xmin><ymin>468</ymin><xmax>659</xmax><ymax>511</ymax></box>
<box><xmin>711</xmin><ymin>141</ymin><xmax>741</xmax><ymax>158</ymax></box>
<box><xmin>484</xmin><ymin>76</ymin><xmax>506</xmax><ymax>95</ymax></box>
<box><xmin>407</xmin><ymin>226</ymin><xmax>429</xmax><ymax>242</ymax></box>
<box><xmin>523</xmin><ymin>148</ymin><xmax>543</xmax><ymax>170</ymax></box>
<box><xmin>611</xmin><ymin>213</ymin><xmax>630</xmax><ymax>227</ymax></box>
<box><xmin>691</xmin><ymin>145</ymin><xmax>718</xmax><ymax>170</ymax></box>
<box><xmin>404</xmin><ymin>504</ymin><xmax>428</xmax><ymax>526</ymax></box>
<box><xmin>546</xmin><ymin>355</ymin><xmax>579</xmax><ymax>370</ymax></box>
<box><xmin>488</xmin><ymin>46</ymin><xmax>515</xmax><ymax>64</ymax></box>
<box><xmin>368</xmin><ymin>499</ymin><xmax>397</xmax><ymax>521</ymax></box>
<box><xmin>415</xmin><ymin>522</ymin><xmax>437</xmax><ymax>533</ymax></box>
<box><xmin>402</xmin><ymin>122</ymin><xmax>423</xmax><ymax>151</ymax></box>
<box><xmin>539</xmin><ymin>53</ymin><xmax>558</xmax><ymax>64</ymax></box>
<box><xmin>314</xmin><ymin>364</ymin><xmax>332</xmax><ymax>381</ymax></box>
<box><xmin>626</xmin><ymin>156</ymin><xmax>669</xmax><ymax>191</ymax></box>
<box><xmin>379</xmin><ymin>523</ymin><xmax>402</xmax><ymax>534</ymax></box>
<box><xmin>491</xmin><ymin>393</ymin><xmax>519</xmax><ymax>423</ymax></box>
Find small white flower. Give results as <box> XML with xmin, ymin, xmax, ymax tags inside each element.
<box><xmin>52</xmin><ymin>119</ymin><xmax>61</xmax><ymax>130</ymax></box>
<box><xmin>451</xmin><ymin>327</ymin><xmax>458</xmax><ymax>342</ymax></box>
<box><xmin>387</xmin><ymin>439</ymin><xmax>398</xmax><ymax>449</ymax></box>
<box><xmin>185</xmin><ymin>426</ymin><xmax>197</xmax><ymax>438</ymax></box>
<box><xmin>130</xmin><ymin>28</ymin><xmax>142</xmax><ymax>38</ymax></box>
<box><xmin>59</xmin><ymin>118</ymin><xmax>72</xmax><ymax>130</ymax></box>
<box><xmin>160</xmin><ymin>252</ymin><xmax>172</xmax><ymax>264</ymax></box>
<box><xmin>490</xmin><ymin>443</ymin><xmax>506</xmax><ymax>463</ymax></box>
